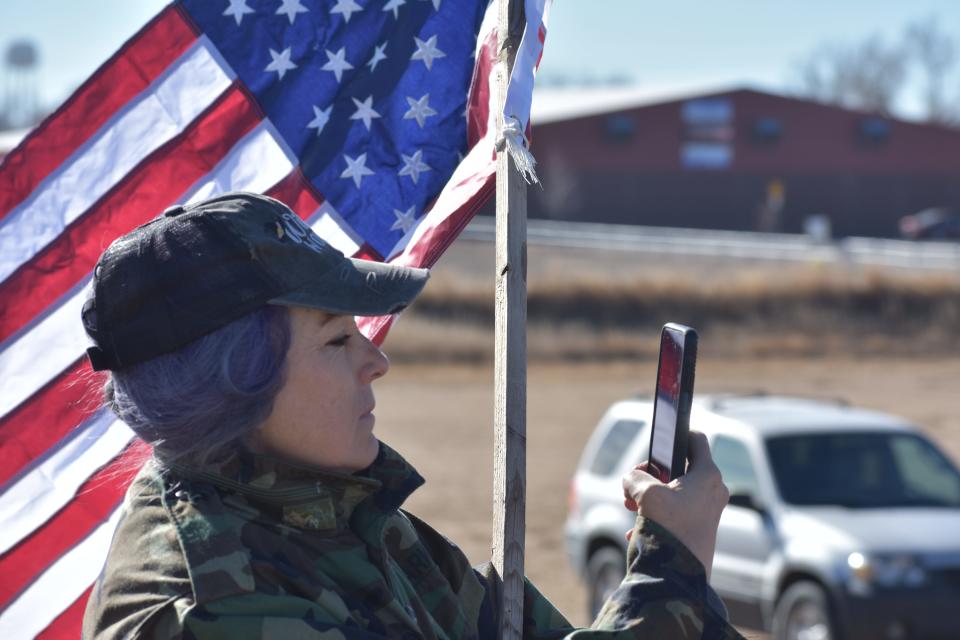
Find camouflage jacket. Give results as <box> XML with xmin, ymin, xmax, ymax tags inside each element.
<box><xmin>83</xmin><ymin>442</ymin><xmax>743</xmax><ymax>639</ymax></box>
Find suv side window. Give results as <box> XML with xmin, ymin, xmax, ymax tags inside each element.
<box><xmin>589</xmin><ymin>419</ymin><xmax>645</xmax><ymax>476</ymax></box>
<box><xmin>890</xmin><ymin>435</ymin><xmax>960</xmax><ymax>504</ymax></box>
<box><xmin>713</xmin><ymin>435</ymin><xmax>762</xmax><ymax>498</ymax></box>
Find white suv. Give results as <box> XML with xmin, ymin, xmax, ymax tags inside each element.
<box><xmin>564</xmin><ymin>395</ymin><xmax>960</xmax><ymax>640</ymax></box>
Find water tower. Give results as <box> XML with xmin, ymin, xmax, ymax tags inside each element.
<box><xmin>3</xmin><ymin>40</ymin><xmax>40</xmax><ymax>129</ymax></box>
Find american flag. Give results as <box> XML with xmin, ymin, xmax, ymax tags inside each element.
<box><xmin>0</xmin><ymin>0</ymin><xmax>549</xmax><ymax>636</ymax></box>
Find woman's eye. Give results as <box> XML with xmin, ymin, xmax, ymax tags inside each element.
<box><xmin>327</xmin><ymin>334</ymin><xmax>351</xmax><ymax>347</ymax></box>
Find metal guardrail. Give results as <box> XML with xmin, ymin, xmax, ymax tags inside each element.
<box><xmin>460</xmin><ymin>217</ymin><xmax>960</xmax><ymax>271</ymax></box>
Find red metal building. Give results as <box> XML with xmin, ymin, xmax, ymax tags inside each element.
<box><xmin>526</xmin><ymin>87</ymin><xmax>960</xmax><ymax>238</ymax></box>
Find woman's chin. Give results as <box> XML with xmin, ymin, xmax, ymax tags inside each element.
<box><xmin>357</xmin><ymin>436</ymin><xmax>380</xmax><ymax>469</ymax></box>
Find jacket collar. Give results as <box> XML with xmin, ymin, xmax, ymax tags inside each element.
<box><xmin>167</xmin><ymin>441</ymin><xmax>425</xmax><ymax>532</ymax></box>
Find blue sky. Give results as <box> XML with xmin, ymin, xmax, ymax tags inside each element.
<box><xmin>2</xmin><ymin>1</ymin><xmax>959</xmax><ymax>120</ymax></box>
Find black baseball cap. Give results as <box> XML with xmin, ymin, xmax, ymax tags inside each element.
<box><xmin>82</xmin><ymin>192</ymin><xmax>429</xmax><ymax>371</ymax></box>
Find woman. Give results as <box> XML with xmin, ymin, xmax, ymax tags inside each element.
<box><xmin>82</xmin><ymin>193</ymin><xmax>740</xmax><ymax>639</ymax></box>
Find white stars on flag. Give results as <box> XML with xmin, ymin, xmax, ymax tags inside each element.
<box><xmin>330</xmin><ymin>0</ymin><xmax>364</xmax><ymax>23</ymax></box>
<box><xmin>322</xmin><ymin>47</ymin><xmax>354</xmax><ymax>83</ymax></box>
<box><xmin>341</xmin><ymin>153</ymin><xmax>375</xmax><ymax>188</ymax></box>
<box><xmin>398</xmin><ymin>149</ymin><xmax>431</xmax><ymax>184</ymax></box>
<box><xmin>350</xmin><ymin>96</ymin><xmax>381</xmax><ymax>131</ymax></box>
<box><xmin>383</xmin><ymin>0</ymin><xmax>406</xmax><ymax>19</ymax></box>
<box><xmin>223</xmin><ymin>0</ymin><xmax>254</xmax><ymax>25</ymax></box>
<box><xmin>275</xmin><ymin>0</ymin><xmax>308</xmax><ymax>24</ymax></box>
<box><xmin>403</xmin><ymin>94</ymin><xmax>438</xmax><ymax>128</ymax></box>
<box><xmin>265</xmin><ymin>47</ymin><xmax>297</xmax><ymax>80</ymax></box>
<box><xmin>366</xmin><ymin>42</ymin><xmax>388</xmax><ymax>72</ymax></box>
<box><xmin>307</xmin><ymin>105</ymin><xmax>332</xmax><ymax>136</ymax></box>
<box><xmin>390</xmin><ymin>206</ymin><xmax>418</xmax><ymax>233</ymax></box>
<box><xmin>215</xmin><ymin>0</ymin><xmax>471</xmax><ymax>247</ymax></box>
<box><xmin>411</xmin><ymin>35</ymin><xmax>446</xmax><ymax>70</ymax></box>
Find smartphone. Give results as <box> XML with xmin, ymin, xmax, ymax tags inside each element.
<box><xmin>648</xmin><ymin>323</ymin><xmax>698</xmax><ymax>483</ymax></box>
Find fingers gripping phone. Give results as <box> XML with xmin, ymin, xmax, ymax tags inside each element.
<box><xmin>648</xmin><ymin>323</ymin><xmax>698</xmax><ymax>483</ymax></box>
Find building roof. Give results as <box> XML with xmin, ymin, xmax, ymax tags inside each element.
<box><xmin>531</xmin><ymin>83</ymin><xmax>745</xmax><ymax>124</ymax></box>
<box><xmin>530</xmin><ymin>83</ymin><xmax>946</xmax><ymax>130</ymax></box>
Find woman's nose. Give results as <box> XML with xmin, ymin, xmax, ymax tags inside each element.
<box><xmin>362</xmin><ymin>338</ymin><xmax>390</xmax><ymax>382</ymax></box>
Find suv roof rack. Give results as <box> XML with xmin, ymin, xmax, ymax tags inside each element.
<box><xmin>627</xmin><ymin>391</ymin><xmax>850</xmax><ymax>411</ymax></box>
<box><xmin>705</xmin><ymin>392</ymin><xmax>849</xmax><ymax>412</ymax></box>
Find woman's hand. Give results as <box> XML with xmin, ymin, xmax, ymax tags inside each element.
<box><xmin>622</xmin><ymin>431</ymin><xmax>729</xmax><ymax>579</ymax></box>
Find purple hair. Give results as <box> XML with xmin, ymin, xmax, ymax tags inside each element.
<box><xmin>104</xmin><ymin>305</ymin><xmax>290</xmax><ymax>464</ymax></box>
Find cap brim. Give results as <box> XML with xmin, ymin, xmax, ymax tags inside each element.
<box><xmin>269</xmin><ymin>257</ymin><xmax>429</xmax><ymax>316</ymax></box>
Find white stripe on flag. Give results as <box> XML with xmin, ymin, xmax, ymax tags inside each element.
<box><xmin>0</xmin><ymin>412</ymin><xmax>133</xmax><ymax>556</ymax></box>
<box><xmin>0</xmin><ymin>505</ymin><xmax>123</xmax><ymax>638</ymax></box>
<box><xmin>308</xmin><ymin>201</ymin><xmax>362</xmax><ymax>256</ymax></box>
<box><xmin>0</xmin><ymin>36</ymin><xmax>233</xmax><ymax>285</ymax></box>
<box><xmin>504</xmin><ymin>0</ymin><xmax>549</xmax><ymax>134</ymax></box>
<box><xmin>0</xmin><ymin>122</ymin><xmax>296</xmax><ymax>420</ymax></box>
<box><xmin>475</xmin><ymin>0</ymin><xmax>498</xmax><ymax>60</ymax></box>
<box><xmin>182</xmin><ymin>120</ymin><xmax>297</xmax><ymax>205</ymax></box>
<box><xmin>0</xmin><ymin>279</ymin><xmax>91</xmax><ymax>420</ymax></box>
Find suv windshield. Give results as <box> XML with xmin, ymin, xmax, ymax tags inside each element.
<box><xmin>766</xmin><ymin>431</ymin><xmax>960</xmax><ymax>508</ymax></box>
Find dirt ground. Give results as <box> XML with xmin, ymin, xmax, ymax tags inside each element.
<box><xmin>372</xmin><ymin>356</ymin><xmax>960</xmax><ymax>635</ymax></box>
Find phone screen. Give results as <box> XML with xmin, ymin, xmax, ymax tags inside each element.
<box><xmin>650</xmin><ymin>327</ymin><xmax>686</xmax><ymax>480</ymax></box>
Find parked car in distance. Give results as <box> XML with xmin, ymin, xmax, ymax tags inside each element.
<box><xmin>565</xmin><ymin>394</ymin><xmax>960</xmax><ymax>640</ymax></box>
<box><xmin>899</xmin><ymin>207</ymin><xmax>960</xmax><ymax>240</ymax></box>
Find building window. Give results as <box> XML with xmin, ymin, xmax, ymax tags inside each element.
<box><xmin>858</xmin><ymin>117</ymin><xmax>892</xmax><ymax>146</ymax></box>
<box><xmin>603</xmin><ymin>114</ymin><xmax>636</xmax><ymax>142</ymax></box>
<box><xmin>681</xmin><ymin>97</ymin><xmax>734</xmax><ymax>169</ymax></box>
<box><xmin>751</xmin><ymin>117</ymin><xmax>783</xmax><ymax>145</ymax></box>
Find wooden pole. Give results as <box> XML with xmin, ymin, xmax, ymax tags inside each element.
<box><xmin>492</xmin><ymin>1</ymin><xmax>527</xmax><ymax>639</ymax></box>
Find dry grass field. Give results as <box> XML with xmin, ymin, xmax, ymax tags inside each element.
<box><xmin>390</xmin><ymin>239</ymin><xmax>960</xmax><ymax>364</ymax></box>
<box><xmin>367</xmin><ymin>238</ymin><xmax>960</xmax><ymax>636</ymax></box>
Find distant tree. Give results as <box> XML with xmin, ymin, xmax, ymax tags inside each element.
<box><xmin>792</xmin><ymin>35</ymin><xmax>908</xmax><ymax>117</ymax></box>
<box><xmin>904</xmin><ymin>17</ymin><xmax>958</xmax><ymax>126</ymax></box>
<box><xmin>792</xmin><ymin>18</ymin><xmax>960</xmax><ymax>126</ymax></box>
<box><xmin>604</xmin><ymin>72</ymin><xmax>635</xmax><ymax>87</ymax></box>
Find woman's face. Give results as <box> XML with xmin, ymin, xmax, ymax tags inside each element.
<box><xmin>248</xmin><ymin>306</ymin><xmax>390</xmax><ymax>472</ymax></box>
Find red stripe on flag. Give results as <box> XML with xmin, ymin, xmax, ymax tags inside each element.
<box><xmin>0</xmin><ymin>6</ymin><xmax>196</xmax><ymax>218</ymax></box>
<box><xmin>465</xmin><ymin>30</ymin><xmax>497</xmax><ymax>148</ymax></box>
<box><xmin>36</xmin><ymin>585</ymin><xmax>93</xmax><ymax>640</ymax></box>
<box><xmin>418</xmin><ymin>179</ymin><xmax>495</xmax><ymax>270</ymax></box>
<box><xmin>352</xmin><ymin>245</ymin><xmax>385</xmax><ymax>262</ymax></box>
<box><xmin>363</xmin><ymin>315</ymin><xmax>396</xmax><ymax>347</ymax></box>
<box><xmin>0</xmin><ymin>360</ymin><xmax>94</xmax><ymax>488</ymax></box>
<box><xmin>0</xmin><ymin>85</ymin><xmax>259</xmax><ymax>345</ymax></box>
<box><xmin>536</xmin><ymin>25</ymin><xmax>546</xmax><ymax>69</ymax></box>
<box><xmin>0</xmin><ymin>441</ymin><xmax>148</xmax><ymax>611</ymax></box>
<box><xmin>265</xmin><ymin>169</ymin><xmax>324</xmax><ymax>220</ymax></box>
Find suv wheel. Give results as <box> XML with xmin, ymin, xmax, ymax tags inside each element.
<box><xmin>772</xmin><ymin>581</ymin><xmax>834</xmax><ymax>640</ymax></box>
<box><xmin>586</xmin><ymin>546</ymin><xmax>625</xmax><ymax>619</ymax></box>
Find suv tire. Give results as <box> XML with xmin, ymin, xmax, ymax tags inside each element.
<box><xmin>586</xmin><ymin>546</ymin><xmax>625</xmax><ymax>619</ymax></box>
<box><xmin>772</xmin><ymin>581</ymin><xmax>834</xmax><ymax>640</ymax></box>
